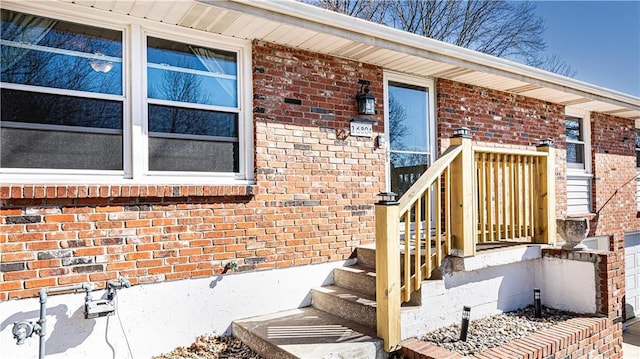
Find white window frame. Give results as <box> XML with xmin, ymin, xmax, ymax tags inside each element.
<box><xmin>382</xmin><ymin>71</ymin><xmax>436</xmax><ymax>194</ymax></box>
<box><xmin>565</xmin><ymin>110</ymin><xmax>591</xmax><ymax>174</ymax></box>
<box><xmin>565</xmin><ymin>109</ymin><xmax>592</xmax><ymax>214</ymax></box>
<box><xmin>636</xmin><ymin>130</ymin><xmax>640</xmax><ymax>169</ymax></box>
<box><xmin>0</xmin><ymin>3</ymin><xmax>253</xmax><ymax>185</ymax></box>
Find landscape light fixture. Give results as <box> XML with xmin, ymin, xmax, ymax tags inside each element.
<box><xmin>356</xmin><ymin>79</ymin><xmax>376</xmax><ymax>115</ymax></box>
<box><xmin>460</xmin><ymin>306</ymin><xmax>471</xmax><ymax>341</ymax></box>
<box><xmin>452</xmin><ymin>127</ymin><xmax>471</xmax><ymax>139</ymax></box>
<box><xmin>538</xmin><ymin>138</ymin><xmax>553</xmax><ymax>147</ymax></box>
<box><xmin>534</xmin><ymin>288</ymin><xmax>542</xmax><ymax>318</ymax></box>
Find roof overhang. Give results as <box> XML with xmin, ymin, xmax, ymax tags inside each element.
<box><xmin>15</xmin><ymin>0</ymin><xmax>640</xmax><ymax>120</ymax></box>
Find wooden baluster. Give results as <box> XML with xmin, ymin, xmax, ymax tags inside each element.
<box><xmin>403</xmin><ymin>211</ymin><xmax>411</xmax><ymax>302</ymax></box>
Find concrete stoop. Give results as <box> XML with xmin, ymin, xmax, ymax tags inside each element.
<box><xmin>232</xmin><ymin>306</ymin><xmax>386</xmax><ymax>359</ymax></box>
<box><xmin>232</xmin><ymin>246</ymin><xmax>389</xmax><ymax>358</ymax></box>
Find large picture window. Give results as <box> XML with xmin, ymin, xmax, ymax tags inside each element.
<box><xmin>1</xmin><ymin>9</ymin><xmax>123</xmax><ymax>170</ymax></box>
<box><xmin>1</xmin><ymin>9</ymin><xmax>250</xmax><ymax>182</ymax></box>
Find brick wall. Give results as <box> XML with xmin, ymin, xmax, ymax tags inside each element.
<box><xmin>0</xmin><ymin>41</ymin><xmax>385</xmax><ymax>300</ymax></box>
<box><xmin>400</xmin><ymin>317</ymin><xmax>622</xmax><ymax>359</ymax></box>
<box><xmin>589</xmin><ymin>112</ymin><xmax>639</xmax><ymax>242</ymax></box>
<box><xmin>436</xmin><ymin>79</ymin><xmax>568</xmax><ymax>217</ymax></box>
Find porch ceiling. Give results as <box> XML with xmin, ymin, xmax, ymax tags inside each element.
<box><xmin>53</xmin><ymin>0</ymin><xmax>640</xmax><ymax>121</ymax></box>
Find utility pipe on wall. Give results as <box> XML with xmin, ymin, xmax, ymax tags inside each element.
<box><xmin>13</xmin><ymin>279</ymin><xmax>131</xmax><ymax>358</ymax></box>
<box><xmin>40</xmin><ymin>284</ymin><xmax>93</xmax><ymax>359</ymax></box>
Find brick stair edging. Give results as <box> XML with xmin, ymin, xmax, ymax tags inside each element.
<box><xmin>400</xmin><ymin>316</ymin><xmax>623</xmax><ymax>359</ymax></box>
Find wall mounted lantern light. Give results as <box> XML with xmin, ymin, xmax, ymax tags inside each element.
<box><xmin>356</xmin><ymin>79</ymin><xmax>376</xmax><ymax>115</ymax></box>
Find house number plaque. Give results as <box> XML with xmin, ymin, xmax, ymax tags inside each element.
<box><xmin>350</xmin><ymin>118</ymin><xmax>375</xmax><ymax>138</ymax></box>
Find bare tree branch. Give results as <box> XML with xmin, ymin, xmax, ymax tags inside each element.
<box><xmin>304</xmin><ymin>0</ymin><xmax>577</xmax><ymax>77</ymax></box>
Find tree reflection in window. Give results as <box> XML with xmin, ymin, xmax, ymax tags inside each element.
<box><xmin>146</xmin><ymin>37</ymin><xmax>239</xmax><ymax>172</ymax></box>
<box><xmin>1</xmin><ymin>10</ymin><xmax>123</xmax><ymax>170</ymax></box>
<box><xmin>388</xmin><ymin>82</ymin><xmax>430</xmax><ymax>199</ymax></box>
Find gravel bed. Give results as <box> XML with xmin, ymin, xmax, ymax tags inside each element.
<box><xmin>152</xmin><ymin>335</ymin><xmax>263</xmax><ymax>359</ymax></box>
<box><xmin>421</xmin><ymin>306</ymin><xmax>580</xmax><ymax>356</ymax></box>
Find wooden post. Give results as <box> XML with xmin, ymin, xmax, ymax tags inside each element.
<box><xmin>375</xmin><ymin>192</ymin><xmax>401</xmax><ymax>352</ymax></box>
<box><xmin>535</xmin><ymin>139</ymin><xmax>556</xmax><ymax>244</ymax></box>
<box><xmin>450</xmin><ymin>128</ymin><xmax>475</xmax><ymax>257</ymax></box>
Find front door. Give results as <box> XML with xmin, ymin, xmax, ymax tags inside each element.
<box><xmin>385</xmin><ymin>73</ymin><xmax>435</xmax><ymax>199</ymax></box>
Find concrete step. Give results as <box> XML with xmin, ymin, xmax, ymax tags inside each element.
<box><xmin>232</xmin><ymin>306</ymin><xmax>386</xmax><ymax>359</ymax></box>
<box><xmin>312</xmin><ymin>285</ymin><xmax>377</xmax><ymax>329</ymax></box>
<box><xmin>356</xmin><ymin>245</ymin><xmax>376</xmax><ymax>268</ymax></box>
<box><xmin>356</xmin><ymin>245</ymin><xmax>443</xmax><ymax>280</ymax></box>
<box><xmin>334</xmin><ymin>264</ymin><xmax>377</xmax><ymax>297</ymax></box>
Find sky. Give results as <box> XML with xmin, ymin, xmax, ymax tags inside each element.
<box><xmin>533</xmin><ymin>1</ymin><xmax>640</xmax><ymax>97</ymax></box>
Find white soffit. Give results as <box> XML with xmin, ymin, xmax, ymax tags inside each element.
<box><xmin>37</xmin><ymin>0</ymin><xmax>640</xmax><ymax>120</ymax></box>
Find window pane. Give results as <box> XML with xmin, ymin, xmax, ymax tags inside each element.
<box><xmin>637</xmin><ymin>133</ymin><xmax>640</xmax><ymax>168</ymax></box>
<box><xmin>1</xmin><ymin>128</ymin><xmax>122</xmax><ymax>170</ymax></box>
<box><xmin>390</xmin><ymin>153</ymin><xmax>429</xmax><ymax>198</ymax></box>
<box><xmin>148</xmin><ymin>104</ymin><xmax>239</xmax><ymax>172</ymax></box>
<box><xmin>1</xmin><ymin>10</ymin><xmax>122</xmax><ymax>95</ymax></box>
<box><xmin>388</xmin><ymin>82</ymin><xmax>429</xmax><ymax>152</ymax></box>
<box><xmin>1</xmin><ymin>89</ymin><xmax>122</xmax><ymax>170</ymax></box>
<box><xmin>565</xmin><ymin>117</ymin><xmax>582</xmax><ymax>141</ymax></box>
<box><xmin>147</xmin><ymin>37</ymin><xmax>237</xmax><ymax>107</ymax></box>
<box><xmin>566</xmin><ymin>142</ymin><xmax>585</xmax><ymax>166</ymax></box>
<box><xmin>1</xmin><ymin>89</ymin><xmax>122</xmax><ymax>129</ymax></box>
<box><xmin>149</xmin><ymin>137</ymin><xmax>238</xmax><ymax>172</ymax></box>
<box><xmin>148</xmin><ymin>105</ymin><xmax>237</xmax><ymax>138</ymax></box>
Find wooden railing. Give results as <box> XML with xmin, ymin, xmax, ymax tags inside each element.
<box><xmin>375</xmin><ymin>130</ymin><xmax>555</xmax><ymax>352</ymax></box>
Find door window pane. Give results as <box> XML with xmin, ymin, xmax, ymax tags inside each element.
<box><xmin>388</xmin><ymin>82</ymin><xmax>429</xmax><ymax>153</ymax></box>
<box><xmin>388</xmin><ymin>81</ymin><xmax>431</xmax><ymax>198</ymax></box>
<box><xmin>390</xmin><ymin>153</ymin><xmax>429</xmax><ymax>197</ymax></box>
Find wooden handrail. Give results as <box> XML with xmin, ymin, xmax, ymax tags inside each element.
<box><xmin>375</xmin><ymin>134</ymin><xmax>555</xmax><ymax>352</ymax></box>
<box><xmin>397</xmin><ymin>144</ymin><xmax>462</xmax><ymax>214</ymax></box>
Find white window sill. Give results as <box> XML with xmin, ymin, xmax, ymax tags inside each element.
<box><xmin>566</xmin><ymin>171</ymin><xmax>593</xmax><ymax>178</ymax></box>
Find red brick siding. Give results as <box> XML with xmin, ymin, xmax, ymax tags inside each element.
<box><xmin>589</xmin><ymin>112</ymin><xmax>639</xmax><ymax>242</ymax></box>
<box><xmin>436</xmin><ymin>79</ymin><xmax>565</xmax><ymax>148</ymax></box>
<box><xmin>401</xmin><ymin>317</ymin><xmax>623</xmax><ymax>359</ymax></box>
<box><xmin>436</xmin><ymin>79</ymin><xmax>567</xmax><ymax>217</ymax></box>
<box><xmin>0</xmin><ymin>41</ymin><xmax>385</xmax><ymax>300</ymax></box>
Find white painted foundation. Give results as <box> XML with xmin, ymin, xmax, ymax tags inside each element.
<box><xmin>0</xmin><ymin>248</ymin><xmax>601</xmax><ymax>358</ymax></box>
<box><xmin>537</xmin><ymin>257</ymin><xmax>597</xmax><ymax>313</ymax></box>
<box><xmin>401</xmin><ymin>246</ymin><xmax>598</xmax><ymax>339</ymax></box>
<box><xmin>0</xmin><ymin>260</ymin><xmax>353</xmax><ymax>359</ymax></box>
